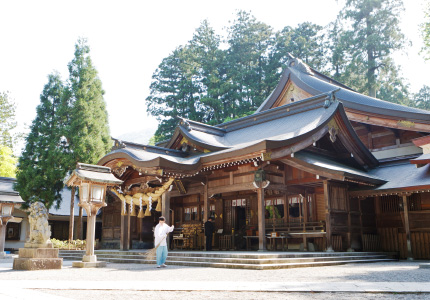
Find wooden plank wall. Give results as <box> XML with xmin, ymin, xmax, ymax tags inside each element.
<box><xmin>314</xmin><ymin>187</ymin><xmax>325</xmax><ymax>222</ymax></box>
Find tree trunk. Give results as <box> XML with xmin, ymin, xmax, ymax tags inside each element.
<box><xmin>69</xmin><ymin>186</ymin><xmax>75</xmax><ymax>242</ymax></box>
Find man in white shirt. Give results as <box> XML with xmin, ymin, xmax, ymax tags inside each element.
<box><xmin>154</xmin><ymin>216</ymin><xmax>174</xmax><ymax>268</ymax></box>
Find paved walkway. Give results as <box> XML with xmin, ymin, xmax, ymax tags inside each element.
<box><xmin>0</xmin><ymin>257</ymin><xmax>429</xmax><ymax>299</ymax></box>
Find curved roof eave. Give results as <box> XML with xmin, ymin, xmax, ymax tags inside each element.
<box><xmin>177</xmin><ymin>126</ymin><xmax>229</xmax><ymax>152</ymax></box>
<box><xmin>257</xmin><ymin>65</ymin><xmax>430</xmax><ymax>123</ymax></box>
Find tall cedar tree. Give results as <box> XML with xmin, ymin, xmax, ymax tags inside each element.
<box><xmin>15</xmin><ymin>74</ymin><xmax>69</xmax><ymax>209</ymax></box>
<box><xmin>338</xmin><ymin>0</ymin><xmax>407</xmax><ymax>98</ymax></box>
<box><xmin>67</xmin><ymin>39</ymin><xmax>111</xmax><ymax>240</ymax></box>
<box><xmin>146</xmin><ymin>46</ymin><xmax>201</xmax><ymax>143</ymax></box>
<box><xmin>68</xmin><ymin>38</ymin><xmax>111</xmax><ymax>165</ymax></box>
<box><xmin>226</xmin><ymin>11</ymin><xmax>273</xmax><ymax>117</ymax></box>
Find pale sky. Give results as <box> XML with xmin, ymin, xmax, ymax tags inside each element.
<box><xmin>0</xmin><ymin>0</ymin><xmax>429</xmax><ymax>152</ymax></box>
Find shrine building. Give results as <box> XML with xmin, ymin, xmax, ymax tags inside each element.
<box><xmin>98</xmin><ymin>56</ymin><xmax>430</xmax><ymax>259</ymax></box>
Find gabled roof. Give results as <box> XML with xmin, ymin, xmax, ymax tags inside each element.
<box><xmin>0</xmin><ymin>177</ymin><xmax>23</xmax><ymax>204</ymax></box>
<box><xmin>257</xmin><ymin>56</ymin><xmax>430</xmax><ymax>123</ymax></box>
<box><xmin>100</xmin><ymin>92</ymin><xmax>378</xmax><ymax>173</ymax></box>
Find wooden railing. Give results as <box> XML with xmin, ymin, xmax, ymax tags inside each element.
<box><xmin>265</xmin><ymin>220</ymin><xmax>326</xmax><ymax>233</ymax></box>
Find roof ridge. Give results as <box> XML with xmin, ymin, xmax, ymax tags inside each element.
<box><xmin>217</xmin><ymin>91</ymin><xmax>338</xmax><ymax>132</ymax></box>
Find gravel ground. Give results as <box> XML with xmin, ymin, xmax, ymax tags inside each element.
<box><xmin>1</xmin><ymin>259</ymin><xmax>429</xmax><ymax>283</ymax></box>
<box><xmin>1</xmin><ymin>258</ymin><xmax>430</xmax><ymax>300</ymax></box>
<box><xmin>38</xmin><ymin>290</ymin><xmax>430</xmax><ymax>300</ymax></box>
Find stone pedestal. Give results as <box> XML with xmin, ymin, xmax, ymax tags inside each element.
<box><xmin>72</xmin><ymin>253</ymin><xmax>106</xmax><ymax>268</ymax></box>
<box><xmin>72</xmin><ymin>260</ymin><xmax>107</xmax><ymax>268</ymax></box>
<box><xmin>13</xmin><ymin>243</ymin><xmax>62</xmax><ymax>270</ymax></box>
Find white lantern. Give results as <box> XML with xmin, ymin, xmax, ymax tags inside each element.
<box><xmin>1</xmin><ymin>204</ymin><xmax>12</xmax><ymax>216</ymax></box>
<box><xmin>80</xmin><ymin>183</ymin><xmax>89</xmax><ymax>203</ymax></box>
<box><xmin>91</xmin><ymin>185</ymin><xmax>105</xmax><ymax>202</ymax></box>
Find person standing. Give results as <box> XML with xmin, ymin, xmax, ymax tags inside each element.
<box><xmin>204</xmin><ymin>217</ymin><xmax>215</xmax><ymax>251</ymax></box>
<box><xmin>154</xmin><ymin>216</ymin><xmax>174</xmax><ymax>268</ymax></box>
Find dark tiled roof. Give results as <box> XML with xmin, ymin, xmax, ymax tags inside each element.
<box><xmin>292</xmin><ymin>151</ymin><xmax>386</xmax><ymax>184</ymax></box>
<box><xmin>257</xmin><ymin>57</ymin><xmax>430</xmax><ymax>122</ymax></box>
<box><xmin>0</xmin><ymin>177</ymin><xmax>23</xmax><ymax>203</ymax></box>
<box><xmin>368</xmin><ymin>162</ymin><xmax>430</xmax><ymax>190</ymax></box>
<box><xmin>100</xmin><ymin>95</ymin><xmax>346</xmax><ymax>170</ymax></box>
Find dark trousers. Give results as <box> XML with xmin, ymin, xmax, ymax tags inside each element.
<box><xmin>205</xmin><ymin>234</ymin><xmax>213</xmax><ymax>251</ymax></box>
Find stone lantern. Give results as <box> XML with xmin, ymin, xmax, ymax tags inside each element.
<box><xmin>65</xmin><ymin>163</ymin><xmax>122</xmax><ymax>268</ymax></box>
<box><xmin>0</xmin><ymin>177</ymin><xmax>23</xmax><ymax>258</ymax></box>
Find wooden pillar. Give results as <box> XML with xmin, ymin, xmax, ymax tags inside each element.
<box><xmin>302</xmin><ymin>194</ymin><xmax>308</xmax><ymax>251</ymax></box>
<box><xmin>127</xmin><ymin>213</ymin><xmax>132</xmax><ymax>249</ymax></box>
<box><xmin>120</xmin><ymin>206</ymin><xmax>130</xmax><ymax>251</ymax></box>
<box><xmin>323</xmin><ymin>180</ymin><xmax>333</xmax><ymax>251</ymax></box>
<box><xmin>69</xmin><ymin>186</ymin><xmax>75</xmax><ymax>242</ymax></box>
<box><xmin>161</xmin><ymin>192</ymin><xmax>171</xmax><ymax>249</ymax></box>
<box><xmin>76</xmin><ymin>207</ymin><xmax>83</xmax><ymax>240</ymax></box>
<box><xmin>203</xmin><ymin>179</ymin><xmax>209</xmax><ymax>223</ymax></box>
<box><xmin>0</xmin><ymin>224</ymin><xmax>6</xmax><ymax>256</ymax></box>
<box><xmin>347</xmin><ymin>196</ymin><xmax>352</xmax><ymax>251</ymax></box>
<box><xmin>257</xmin><ymin>187</ymin><xmax>266</xmax><ymax>251</ymax></box>
<box><xmin>162</xmin><ymin>192</ymin><xmax>171</xmax><ymax>224</ymax></box>
<box><xmin>402</xmin><ymin>194</ymin><xmax>413</xmax><ymax>260</ymax></box>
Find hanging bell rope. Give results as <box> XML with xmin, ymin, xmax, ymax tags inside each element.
<box><xmin>138</xmin><ymin>196</ymin><xmax>144</xmax><ymax>218</ymax></box>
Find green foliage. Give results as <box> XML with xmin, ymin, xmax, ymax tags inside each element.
<box><xmin>148</xmin><ymin>5</ymin><xmax>414</xmax><ymax>139</ymax></box>
<box><xmin>414</xmin><ymin>85</ymin><xmax>430</xmax><ymax>110</ymax></box>
<box><xmin>0</xmin><ymin>145</ymin><xmax>17</xmax><ymax>177</ymax></box>
<box><xmin>68</xmin><ymin>38</ymin><xmax>112</xmax><ymax>165</ymax></box>
<box><xmin>0</xmin><ymin>92</ymin><xmax>18</xmax><ymax>149</ymax></box>
<box><xmin>147</xmin><ymin>12</ymin><xmax>326</xmax><ymax>139</ymax></box>
<box><xmin>421</xmin><ymin>1</ymin><xmax>430</xmax><ymax>60</ymax></box>
<box><xmin>15</xmin><ymin>73</ymin><xmax>70</xmax><ymax>209</ymax></box>
<box><xmin>51</xmin><ymin>238</ymin><xmax>86</xmax><ymax>250</ymax></box>
<box><xmin>15</xmin><ymin>39</ymin><xmax>111</xmax><ymax>209</ymax></box>
<box><xmin>335</xmin><ymin>0</ymin><xmax>407</xmax><ymax>97</ymax></box>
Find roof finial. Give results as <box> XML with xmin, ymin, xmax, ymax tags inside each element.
<box><xmin>323</xmin><ymin>89</ymin><xmax>341</xmax><ymax>108</ymax></box>
<box><xmin>287</xmin><ymin>54</ymin><xmax>314</xmax><ymax>76</ymax></box>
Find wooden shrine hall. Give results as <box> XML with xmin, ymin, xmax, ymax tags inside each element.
<box><xmin>98</xmin><ymin>56</ymin><xmax>430</xmax><ymax>259</ymax></box>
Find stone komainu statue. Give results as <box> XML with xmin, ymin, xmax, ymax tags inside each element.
<box><xmin>27</xmin><ymin>202</ymin><xmax>51</xmax><ymax>245</ymax></box>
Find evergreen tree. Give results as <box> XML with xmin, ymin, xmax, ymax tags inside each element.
<box><xmin>0</xmin><ymin>92</ymin><xmax>18</xmax><ymax>149</ymax></box>
<box><xmin>226</xmin><ymin>10</ymin><xmax>274</xmax><ymax>116</ymax></box>
<box><xmin>414</xmin><ymin>85</ymin><xmax>430</xmax><ymax>110</ymax></box>
<box><xmin>15</xmin><ymin>73</ymin><xmax>69</xmax><ymax>209</ymax></box>
<box><xmin>273</xmin><ymin>22</ymin><xmax>327</xmax><ymax>72</ymax></box>
<box><xmin>337</xmin><ymin>0</ymin><xmax>407</xmax><ymax>97</ymax></box>
<box><xmin>68</xmin><ymin>38</ymin><xmax>111</xmax><ymax>165</ymax></box>
<box><xmin>146</xmin><ymin>46</ymin><xmax>202</xmax><ymax>143</ymax></box>
<box><xmin>189</xmin><ymin>20</ymin><xmax>229</xmax><ymax>125</ymax></box>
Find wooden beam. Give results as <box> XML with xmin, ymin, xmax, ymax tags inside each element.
<box><xmin>286</xmin><ymin>178</ymin><xmax>322</xmax><ymax>186</ymax></box>
<box><xmin>170</xmin><ymin>185</ymin><xmax>204</xmax><ymax>198</ymax></box>
<box><xmin>120</xmin><ymin>208</ymin><xmax>130</xmax><ymax>251</ymax></box>
<box><xmin>346</xmin><ymin>109</ymin><xmax>430</xmax><ymax>133</ymax></box>
<box><xmin>257</xmin><ymin>187</ymin><xmax>266</xmax><ymax>250</ymax></box>
<box><xmin>282</xmin><ymin>157</ymin><xmax>345</xmax><ymax>182</ymax></box>
<box><xmin>269</xmin><ymin>126</ymin><xmax>329</xmax><ymax>160</ymax></box>
<box><xmin>208</xmin><ymin>182</ymin><xmax>255</xmax><ymax>195</ymax></box>
<box><xmin>324</xmin><ymin>180</ymin><xmax>333</xmax><ymax>251</ymax></box>
<box><xmin>402</xmin><ymin>195</ymin><xmax>414</xmax><ymax>260</ymax></box>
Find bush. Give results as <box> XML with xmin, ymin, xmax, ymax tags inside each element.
<box><xmin>51</xmin><ymin>238</ymin><xmax>86</xmax><ymax>250</ymax></box>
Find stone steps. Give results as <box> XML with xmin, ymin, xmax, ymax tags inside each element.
<box><xmin>59</xmin><ymin>250</ymin><xmax>397</xmax><ymax>270</ymax></box>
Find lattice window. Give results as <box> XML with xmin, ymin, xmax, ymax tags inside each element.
<box><xmin>380</xmin><ymin>195</ymin><xmax>402</xmax><ymax>213</ymax></box>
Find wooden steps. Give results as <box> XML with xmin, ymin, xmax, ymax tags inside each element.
<box><xmin>59</xmin><ymin>250</ymin><xmax>397</xmax><ymax>270</ymax></box>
